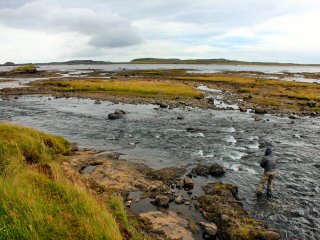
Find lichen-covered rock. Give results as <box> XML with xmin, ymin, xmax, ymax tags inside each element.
<box><xmin>197</xmin><ymin>182</ymin><xmax>280</xmax><ymax>240</ymax></box>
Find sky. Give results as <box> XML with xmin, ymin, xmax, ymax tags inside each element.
<box><xmin>0</xmin><ymin>0</ymin><xmax>320</xmax><ymax>64</ymax></box>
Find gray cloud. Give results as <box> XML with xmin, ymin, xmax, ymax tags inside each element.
<box><xmin>0</xmin><ymin>0</ymin><xmax>142</xmax><ymax>48</ymax></box>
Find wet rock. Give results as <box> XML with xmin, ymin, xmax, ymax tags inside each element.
<box><xmin>177</xmin><ymin>114</ymin><xmax>185</xmax><ymax>120</ymax></box>
<box><xmin>239</xmin><ymin>106</ymin><xmax>247</xmax><ymax>112</ymax></box>
<box><xmin>157</xmin><ymin>102</ymin><xmax>169</xmax><ymax>108</ymax></box>
<box><xmin>155</xmin><ymin>196</ymin><xmax>170</xmax><ymax>207</ymax></box>
<box><xmin>307</xmin><ymin>100</ymin><xmax>317</xmax><ymax>107</ymax></box>
<box><xmin>94</xmin><ymin>100</ymin><xmax>102</xmax><ymax>104</ymax></box>
<box><xmin>289</xmin><ymin>114</ymin><xmax>299</xmax><ymax>119</ymax></box>
<box><xmin>314</xmin><ymin>163</ymin><xmax>320</xmax><ymax>169</ymax></box>
<box><xmin>197</xmin><ymin>182</ymin><xmax>280</xmax><ymax>240</ymax></box>
<box><xmin>191</xmin><ymin>164</ymin><xmax>225</xmax><ymax>177</ymax></box>
<box><xmin>183</xmin><ymin>176</ymin><xmax>195</xmax><ymax>189</ymax></box>
<box><xmin>254</xmin><ymin>108</ymin><xmax>267</xmax><ymax>114</ymax></box>
<box><xmin>70</xmin><ymin>142</ymin><xmax>79</xmax><ymax>152</ymax></box>
<box><xmin>108</xmin><ymin>110</ymin><xmax>126</xmax><ymax>120</ymax></box>
<box><xmin>175</xmin><ymin>194</ymin><xmax>185</xmax><ymax>205</ymax></box>
<box><xmin>310</xmin><ymin>112</ymin><xmax>317</xmax><ymax>117</ymax></box>
<box><xmin>199</xmin><ymin>222</ymin><xmax>217</xmax><ymax>238</ymax></box>
<box><xmin>209</xmin><ymin>164</ymin><xmax>225</xmax><ymax>177</ymax></box>
<box><xmin>191</xmin><ymin>164</ymin><xmax>210</xmax><ymax>177</ymax></box>
<box><xmin>146</xmin><ymin>167</ymin><xmax>186</xmax><ymax>185</ymax></box>
<box><xmin>139</xmin><ymin>211</ymin><xmax>194</xmax><ymax>240</ymax></box>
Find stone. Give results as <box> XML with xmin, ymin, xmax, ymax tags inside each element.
<box><xmin>108</xmin><ymin>109</ymin><xmax>126</xmax><ymax>120</ymax></box>
<box><xmin>289</xmin><ymin>114</ymin><xmax>299</xmax><ymax>119</ymax></box>
<box><xmin>200</xmin><ymin>222</ymin><xmax>218</xmax><ymax>237</ymax></box>
<box><xmin>70</xmin><ymin>142</ymin><xmax>79</xmax><ymax>152</ymax></box>
<box><xmin>94</xmin><ymin>100</ymin><xmax>102</xmax><ymax>104</ymax></box>
<box><xmin>239</xmin><ymin>106</ymin><xmax>247</xmax><ymax>112</ymax></box>
<box><xmin>307</xmin><ymin>100</ymin><xmax>317</xmax><ymax>107</ymax></box>
<box><xmin>254</xmin><ymin>108</ymin><xmax>267</xmax><ymax>114</ymax></box>
<box><xmin>209</xmin><ymin>164</ymin><xmax>225</xmax><ymax>177</ymax></box>
<box><xmin>175</xmin><ymin>195</ymin><xmax>185</xmax><ymax>205</ymax></box>
<box><xmin>155</xmin><ymin>195</ymin><xmax>170</xmax><ymax>208</ymax></box>
<box><xmin>177</xmin><ymin>114</ymin><xmax>185</xmax><ymax>120</ymax></box>
<box><xmin>191</xmin><ymin>164</ymin><xmax>210</xmax><ymax>177</ymax></box>
<box><xmin>157</xmin><ymin>102</ymin><xmax>169</xmax><ymax>108</ymax></box>
<box><xmin>183</xmin><ymin>177</ymin><xmax>195</xmax><ymax>189</ymax></box>
<box><xmin>197</xmin><ymin>182</ymin><xmax>281</xmax><ymax>240</ymax></box>
<box><xmin>139</xmin><ymin>211</ymin><xmax>194</xmax><ymax>240</ymax></box>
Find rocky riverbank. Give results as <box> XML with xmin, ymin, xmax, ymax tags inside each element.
<box><xmin>67</xmin><ymin>149</ymin><xmax>280</xmax><ymax>240</ymax></box>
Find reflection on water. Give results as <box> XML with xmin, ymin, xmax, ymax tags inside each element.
<box><xmin>0</xmin><ymin>95</ymin><xmax>319</xmax><ymax>239</ymax></box>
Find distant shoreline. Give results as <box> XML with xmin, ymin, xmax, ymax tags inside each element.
<box><xmin>2</xmin><ymin>58</ymin><xmax>320</xmax><ymax>67</ymax></box>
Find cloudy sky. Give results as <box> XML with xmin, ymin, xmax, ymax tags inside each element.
<box><xmin>0</xmin><ymin>0</ymin><xmax>319</xmax><ymax>63</ymax></box>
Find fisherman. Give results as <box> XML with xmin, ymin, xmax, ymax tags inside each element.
<box><xmin>256</xmin><ymin>147</ymin><xmax>277</xmax><ymax>197</ymax></box>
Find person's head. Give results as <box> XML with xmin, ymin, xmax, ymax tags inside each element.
<box><xmin>265</xmin><ymin>147</ymin><xmax>273</xmax><ymax>156</ymax></box>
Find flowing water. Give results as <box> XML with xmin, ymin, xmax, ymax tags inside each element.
<box><xmin>0</xmin><ymin>64</ymin><xmax>320</xmax><ymax>239</ymax></box>
<box><xmin>0</xmin><ymin>95</ymin><xmax>319</xmax><ymax>239</ymax></box>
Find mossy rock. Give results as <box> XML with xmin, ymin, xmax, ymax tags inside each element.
<box><xmin>197</xmin><ymin>182</ymin><xmax>281</xmax><ymax>240</ymax></box>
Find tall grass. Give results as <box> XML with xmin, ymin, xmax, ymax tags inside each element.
<box><xmin>0</xmin><ymin>123</ymin><xmax>124</xmax><ymax>240</ymax></box>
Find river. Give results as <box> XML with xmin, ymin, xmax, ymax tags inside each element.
<box><xmin>0</xmin><ymin>64</ymin><xmax>319</xmax><ymax>239</ymax></box>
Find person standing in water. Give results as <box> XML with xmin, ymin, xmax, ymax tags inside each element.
<box><xmin>256</xmin><ymin>147</ymin><xmax>277</xmax><ymax>197</ymax></box>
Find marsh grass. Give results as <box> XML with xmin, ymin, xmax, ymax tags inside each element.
<box><xmin>0</xmin><ymin>123</ymin><xmax>143</xmax><ymax>240</ymax></box>
<box><xmin>173</xmin><ymin>75</ymin><xmax>320</xmax><ymax>111</ymax></box>
<box><xmin>34</xmin><ymin>79</ymin><xmax>202</xmax><ymax>99</ymax></box>
<box><xmin>13</xmin><ymin>65</ymin><xmax>37</xmax><ymax>74</ymax></box>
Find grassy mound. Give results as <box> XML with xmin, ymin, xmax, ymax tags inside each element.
<box><xmin>13</xmin><ymin>65</ymin><xmax>37</xmax><ymax>74</ymax></box>
<box><xmin>0</xmin><ymin>123</ymin><xmax>143</xmax><ymax>240</ymax></box>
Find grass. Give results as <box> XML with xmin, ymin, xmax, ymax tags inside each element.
<box><xmin>0</xmin><ymin>123</ymin><xmax>146</xmax><ymax>240</ymax></box>
<box><xmin>33</xmin><ymin>79</ymin><xmax>202</xmax><ymax>99</ymax></box>
<box><xmin>173</xmin><ymin>74</ymin><xmax>320</xmax><ymax>112</ymax></box>
<box><xmin>13</xmin><ymin>65</ymin><xmax>37</xmax><ymax>74</ymax></box>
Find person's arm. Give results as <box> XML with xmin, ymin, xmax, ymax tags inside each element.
<box><xmin>260</xmin><ymin>157</ymin><xmax>267</xmax><ymax>168</ymax></box>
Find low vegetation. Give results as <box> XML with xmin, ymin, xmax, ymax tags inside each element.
<box><xmin>173</xmin><ymin>74</ymin><xmax>320</xmax><ymax>112</ymax></box>
<box><xmin>33</xmin><ymin>79</ymin><xmax>202</xmax><ymax>99</ymax></box>
<box><xmin>13</xmin><ymin>65</ymin><xmax>37</xmax><ymax>74</ymax></box>
<box><xmin>0</xmin><ymin>123</ymin><xmax>146</xmax><ymax>240</ymax></box>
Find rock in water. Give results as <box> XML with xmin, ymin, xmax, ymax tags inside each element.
<box><xmin>108</xmin><ymin>109</ymin><xmax>126</xmax><ymax>120</ymax></box>
<box><xmin>209</xmin><ymin>164</ymin><xmax>225</xmax><ymax>177</ymax></box>
<box><xmin>254</xmin><ymin>108</ymin><xmax>267</xmax><ymax>114</ymax></box>
<box><xmin>154</xmin><ymin>196</ymin><xmax>170</xmax><ymax>208</ymax></box>
<box><xmin>157</xmin><ymin>102</ymin><xmax>169</xmax><ymax>108</ymax></box>
<box><xmin>175</xmin><ymin>195</ymin><xmax>185</xmax><ymax>205</ymax></box>
<box><xmin>197</xmin><ymin>182</ymin><xmax>281</xmax><ymax>240</ymax></box>
<box><xmin>183</xmin><ymin>176</ymin><xmax>195</xmax><ymax>189</ymax></box>
<box><xmin>239</xmin><ymin>106</ymin><xmax>247</xmax><ymax>112</ymax></box>
<box><xmin>200</xmin><ymin>222</ymin><xmax>218</xmax><ymax>237</ymax></box>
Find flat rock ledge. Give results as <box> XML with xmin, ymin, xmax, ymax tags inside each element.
<box><xmin>196</xmin><ymin>182</ymin><xmax>281</xmax><ymax>240</ymax></box>
<box><xmin>140</xmin><ymin>211</ymin><xmax>194</xmax><ymax>240</ymax></box>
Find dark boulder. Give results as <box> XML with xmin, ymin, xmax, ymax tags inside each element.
<box><xmin>154</xmin><ymin>195</ymin><xmax>170</xmax><ymax>208</ymax></box>
<box><xmin>254</xmin><ymin>108</ymin><xmax>267</xmax><ymax>114</ymax></box>
<box><xmin>108</xmin><ymin>109</ymin><xmax>126</xmax><ymax>120</ymax></box>
<box><xmin>157</xmin><ymin>102</ymin><xmax>169</xmax><ymax>108</ymax></box>
<box><xmin>209</xmin><ymin>164</ymin><xmax>225</xmax><ymax>177</ymax></box>
<box><xmin>191</xmin><ymin>164</ymin><xmax>225</xmax><ymax>177</ymax></box>
<box><xmin>307</xmin><ymin>100</ymin><xmax>317</xmax><ymax>108</ymax></box>
<box><xmin>239</xmin><ymin>106</ymin><xmax>247</xmax><ymax>112</ymax></box>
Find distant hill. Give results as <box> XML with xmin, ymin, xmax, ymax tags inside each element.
<box><xmin>130</xmin><ymin>58</ymin><xmax>320</xmax><ymax>66</ymax></box>
<box><xmin>45</xmin><ymin>60</ymin><xmax>112</xmax><ymax>65</ymax></box>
